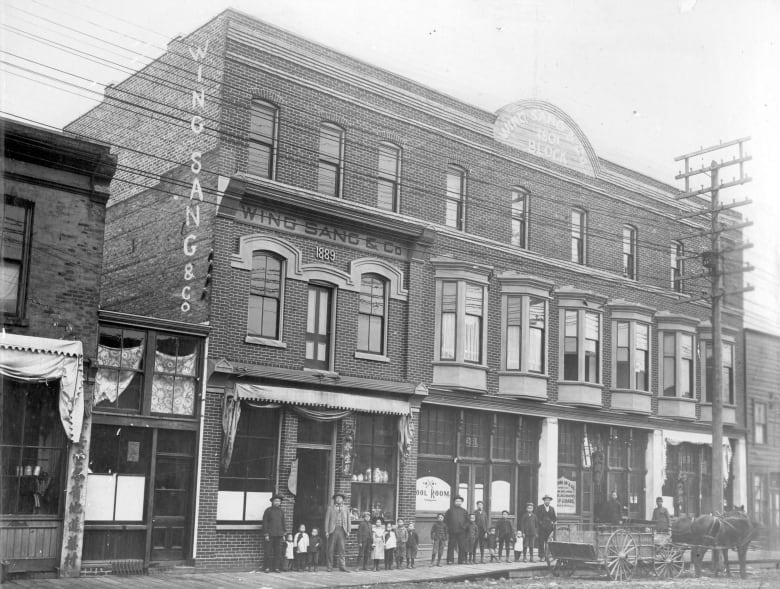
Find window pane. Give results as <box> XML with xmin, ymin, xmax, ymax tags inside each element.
<box><xmin>585</xmin><ymin>312</ymin><xmax>599</xmax><ymax>341</ymax></box>
<box><xmin>680</xmin><ymin>358</ymin><xmax>692</xmax><ymax>398</ymax></box>
<box><xmin>464</xmin><ymin>315</ymin><xmax>481</xmax><ymax>363</ymax></box>
<box><xmin>319</xmin><ymin>125</ymin><xmax>342</xmax><ymax>159</ymax></box>
<box><xmin>377</xmin><ymin>180</ymin><xmax>396</xmax><ymax>211</ymax></box>
<box><xmin>635</xmin><ymin>349</ymin><xmax>648</xmax><ymax>391</ymax></box>
<box><xmin>565</xmin><ymin>310</ymin><xmax>578</xmax><ymax>337</ymax></box>
<box><xmin>465</xmin><ymin>285</ymin><xmax>482</xmax><ymax>317</ymax></box>
<box><xmin>445</xmin><ymin>199</ymin><xmax>460</xmax><ymax>228</ymax></box>
<box><xmin>617</xmin><ymin>322</ymin><xmax>629</xmax><ymax>347</ymax></box>
<box><xmin>563</xmin><ymin>348</ymin><xmax>578</xmax><ymax>380</ymax></box>
<box><xmin>378</xmin><ymin>144</ymin><xmax>398</xmax><ymax>177</ymax></box>
<box><xmin>317</xmin><ymin>163</ymin><xmax>338</xmax><ymax>196</ymax></box>
<box><xmin>663</xmin><ymin>357</ymin><xmax>676</xmax><ymax>396</ymax></box>
<box><xmin>528</xmin><ymin>328</ymin><xmax>544</xmax><ymax>373</ymax></box>
<box><xmin>441</xmin><ymin>313</ymin><xmax>455</xmax><ymax>360</ymax></box>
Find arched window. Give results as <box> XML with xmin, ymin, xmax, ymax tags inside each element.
<box><xmin>377</xmin><ymin>142</ymin><xmax>401</xmax><ymax>212</ymax></box>
<box><xmin>446</xmin><ymin>165</ymin><xmax>466</xmax><ymax>230</ymax></box>
<box><xmin>248</xmin><ymin>100</ymin><xmax>278</xmax><ymax>178</ymax></box>
<box><xmin>357</xmin><ymin>274</ymin><xmax>387</xmax><ymax>354</ymax></box>
<box><xmin>317</xmin><ymin>123</ymin><xmax>345</xmax><ymax>197</ymax></box>
<box><xmin>248</xmin><ymin>252</ymin><xmax>283</xmax><ymax>339</ymax></box>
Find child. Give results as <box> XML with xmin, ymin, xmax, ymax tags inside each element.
<box><xmin>294</xmin><ymin>524</ymin><xmax>309</xmax><ymax>571</ymax></box>
<box><xmin>357</xmin><ymin>512</ymin><xmax>373</xmax><ymax>570</ymax></box>
<box><xmin>307</xmin><ymin>528</ymin><xmax>323</xmax><ymax>571</ymax></box>
<box><xmin>383</xmin><ymin>520</ymin><xmax>397</xmax><ymax>570</ymax></box>
<box><xmin>486</xmin><ymin>526</ymin><xmax>498</xmax><ymax>562</ymax></box>
<box><xmin>496</xmin><ymin>510</ymin><xmax>514</xmax><ymax>563</ymax></box>
<box><xmin>283</xmin><ymin>532</ymin><xmax>295</xmax><ymax>571</ymax></box>
<box><xmin>518</xmin><ymin>502</ymin><xmax>538</xmax><ymax>562</ymax></box>
<box><xmin>406</xmin><ymin>522</ymin><xmax>419</xmax><ymax>568</ymax></box>
<box><xmin>371</xmin><ymin>517</ymin><xmax>385</xmax><ymax>571</ymax></box>
<box><xmin>395</xmin><ymin>518</ymin><xmax>408</xmax><ymax>569</ymax></box>
<box><xmin>430</xmin><ymin>512</ymin><xmax>448</xmax><ymax>567</ymax></box>
<box><xmin>513</xmin><ymin>533</ymin><xmax>523</xmax><ymax>562</ymax></box>
<box><xmin>465</xmin><ymin>513</ymin><xmax>479</xmax><ymax>563</ymax></box>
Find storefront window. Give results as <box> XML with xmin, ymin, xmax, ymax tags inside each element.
<box><xmin>460</xmin><ymin>411</ymin><xmax>490</xmax><ymax>459</ymax></box>
<box><xmin>419</xmin><ymin>406</ymin><xmax>456</xmax><ymax>456</ymax></box>
<box><xmin>0</xmin><ymin>379</ymin><xmax>65</xmax><ymax>515</ymax></box>
<box><xmin>663</xmin><ymin>443</ymin><xmax>711</xmax><ymax>516</ymax></box>
<box><xmin>351</xmin><ymin>415</ymin><xmax>396</xmax><ymax>522</ymax></box>
<box><xmin>491</xmin><ymin>464</ymin><xmax>512</xmax><ymax>514</ymax></box>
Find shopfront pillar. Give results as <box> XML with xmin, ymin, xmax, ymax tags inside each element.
<box><xmin>645</xmin><ymin>429</ymin><xmax>664</xmax><ymax>519</ymax></box>
<box><xmin>537</xmin><ymin>417</ymin><xmax>558</xmax><ymax>508</ymax></box>
<box><xmin>732</xmin><ymin>437</ymin><xmax>748</xmax><ymax>510</ymax></box>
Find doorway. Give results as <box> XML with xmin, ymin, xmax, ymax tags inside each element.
<box><xmin>457</xmin><ymin>464</ymin><xmax>486</xmax><ymax>512</ymax></box>
<box><xmin>293</xmin><ymin>448</ymin><xmax>331</xmax><ymax>534</ymax></box>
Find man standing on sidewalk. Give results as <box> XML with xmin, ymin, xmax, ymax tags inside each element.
<box><xmin>324</xmin><ymin>492</ymin><xmax>352</xmax><ymax>572</ymax></box>
<box><xmin>444</xmin><ymin>495</ymin><xmax>469</xmax><ymax>564</ymax></box>
<box><xmin>474</xmin><ymin>501</ymin><xmax>489</xmax><ymax>563</ymax></box>
<box><xmin>536</xmin><ymin>493</ymin><xmax>556</xmax><ymax>560</ymax></box>
<box><xmin>262</xmin><ymin>494</ymin><xmax>287</xmax><ymax>572</ymax></box>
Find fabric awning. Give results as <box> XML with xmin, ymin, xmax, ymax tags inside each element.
<box><xmin>0</xmin><ymin>332</ymin><xmax>84</xmax><ymax>443</ymax></box>
<box><xmin>232</xmin><ymin>383</ymin><xmax>410</xmax><ymax>415</ymax></box>
<box><xmin>662</xmin><ymin>429</ymin><xmax>731</xmax><ymax>447</ymax></box>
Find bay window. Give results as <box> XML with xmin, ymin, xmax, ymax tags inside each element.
<box><xmin>562</xmin><ymin>310</ymin><xmax>600</xmax><ymax>383</ymax></box>
<box><xmin>661</xmin><ymin>332</ymin><xmax>694</xmax><ymax>398</ymax></box>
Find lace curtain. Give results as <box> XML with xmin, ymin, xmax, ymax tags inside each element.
<box><xmin>93</xmin><ymin>343</ymin><xmax>144</xmax><ymax>405</ymax></box>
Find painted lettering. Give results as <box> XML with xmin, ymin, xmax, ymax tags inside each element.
<box><xmin>181</xmin><ymin>285</ymin><xmax>191</xmax><ymax>300</ymax></box>
<box><xmin>190</xmin><ymin>178</ymin><xmax>203</xmax><ymax>201</ymax></box>
<box><xmin>188</xmin><ymin>40</ymin><xmax>210</xmax><ymax>61</ymax></box>
<box><xmin>191</xmin><ymin>115</ymin><xmax>204</xmax><ymax>134</ymax></box>
<box><xmin>186</xmin><ymin>205</ymin><xmax>200</xmax><ymax>227</ymax></box>
<box><xmin>184</xmin><ymin>263</ymin><xmax>194</xmax><ymax>280</ymax></box>
<box><xmin>192</xmin><ymin>89</ymin><xmax>205</xmax><ymax>109</ymax></box>
<box><xmin>191</xmin><ymin>151</ymin><xmax>202</xmax><ymax>174</ymax></box>
<box><xmin>183</xmin><ymin>234</ymin><xmax>197</xmax><ymax>256</ymax></box>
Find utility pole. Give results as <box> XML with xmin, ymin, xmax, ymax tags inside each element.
<box><xmin>674</xmin><ymin>138</ymin><xmax>753</xmax><ymax>515</ymax></box>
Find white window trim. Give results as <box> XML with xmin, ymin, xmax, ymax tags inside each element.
<box><xmin>445</xmin><ymin>165</ymin><xmax>467</xmax><ymax>231</ymax></box>
<box><xmin>609</xmin><ymin>302</ymin><xmax>655</xmax><ymax>392</ymax></box>
<box><xmin>656</xmin><ymin>313</ymin><xmax>699</xmax><ymax>399</ymax></box>
<box><xmin>318</xmin><ymin>122</ymin><xmax>345</xmax><ymax>198</ymax></box>
<box><xmin>248</xmin><ymin>99</ymin><xmax>279</xmax><ymax>180</ymax></box>
<box><xmin>699</xmin><ymin>326</ymin><xmax>737</xmax><ymax>406</ymax></box>
<box><xmin>557</xmin><ymin>289</ymin><xmax>606</xmax><ymax>385</ymax></box>
<box><xmin>356</xmin><ymin>273</ymin><xmax>390</xmax><ymax>359</ymax></box>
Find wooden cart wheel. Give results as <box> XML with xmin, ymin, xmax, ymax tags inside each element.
<box><xmin>553</xmin><ymin>559</ymin><xmax>576</xmax><ymax>577</ymax></box>
<box><xmin>654</xmin><ymin>543</ymin><xmax>685</xmax><ymax>578</ymax></box>
<box><xmin>605</xmin><ymin>529</ymin><xmax>638</xmax><ymax>581</ymax></box>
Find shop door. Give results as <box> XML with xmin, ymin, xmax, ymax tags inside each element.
<box><xmin>293</xmin><ymin>448</ymin><xmax>331</xmax><ymax>534</ymax></box>
<box><xmin>457</xmin><ymin>464</ymin><xmax>486</xmax><ymax>512</ymax></box>
<box><xmin>150</xmin><ymin>430</ymin><xmax>195</xmax><ymax>562</ymax></box>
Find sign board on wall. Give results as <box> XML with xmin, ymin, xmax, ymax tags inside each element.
<box><xmin>416</xmin><ymin>476</ymin><xmax>451</xmax><ymax>512</ymax></box>
<box><xmin>494</xmin><ymin>101</ymin><xmax>598</xmax><ymax>177</ymax></box>
<box><xmin>557</xmin><ymin>476</ymin><xmax>577</xmax><ymax>514</ymax></box>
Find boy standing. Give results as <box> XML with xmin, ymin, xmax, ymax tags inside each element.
<box><xmin>518</xmin><ymin>502</ymin><xmax>538</xmax><ymax>562</ymax></box>
<box><xmin>465</xmin><ymin>513</ymin><xmax>479</xmax><ymax>563</ymax></box>
<box><xmin>395</xmin><ymin>518</ymin><xmax>408</xmax><ymax>569</ymax></box>
<box><xmin>307</xmin><ymin>528</ymin><xmax>323</xmax><ymax>571</ymax></box>
<box><xmin>652</xmin><ymin>497</ymin><xmax>671</xmax><ymax>534</ymax></box>
<box><xmin>496</xmin><ymin>510</ymin><xmax>514</xmax><ymax>563</ymax></box>
<box><xmin>357</xmin><ymin>512</ymin><xmax>373</xmax><ymax>570</ymax></box>
<box><xmin>406</xmin><ymin>522</ymin><xmax>419</xmax><ymax>568</ymax></box>
<box><xmin>430</xmin><ymin>513</ymin><xmax>448</xmax><ymax>567</ymax></box>
<box><xmin>486</xmin><ymin>526</ymin><xmax>498</xmax><ymax>562</ymax></box>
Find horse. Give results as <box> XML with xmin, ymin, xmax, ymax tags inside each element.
<box><xmin>672</xmin><ymin>509</ymin><xmax>758</xmax><ymax>579</ymax></box>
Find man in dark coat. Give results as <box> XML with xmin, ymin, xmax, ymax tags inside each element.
<box><xmin>536</xmin><ymin>493</ymin><xmax>557</xmax><ymax>560</ymax></box>
<box><xmin>444</xmin><ymin>495</ymin><xmax>469</xmax><ymax>564</ymax></box>
<box><xmin>262</xmin><ymin>494</ymin><xmax>287</xmax><ymax>572</ymax></box>
<box><xmin>604</xmin><ymin>490</ymin><xmax>624</xmax><ymax>524</ymax></box>
<box><xmin>474</xmin><ymin>500</ymin><xmax>489</xmax><ymax>563</ymax></box>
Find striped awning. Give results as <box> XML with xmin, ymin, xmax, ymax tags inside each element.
<box><xmin>232</xmin><ymin>383</ymin><xmax>409</xmax><ymax>415</ymax></box>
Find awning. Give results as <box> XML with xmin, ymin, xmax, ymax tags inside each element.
<box><xmin>662</xmin><ymin>429</ymin><xmax>731</xmax><ymax>447</ymax></box>
<box><xmin>0</xmin><ymin>332</ymin><xmax>84</xmax><ymax>442</ymax></box>
<box><xmin>233</xmin><ymin>383</ymin><xmax>410</xmax><ymax>415</ymax></box>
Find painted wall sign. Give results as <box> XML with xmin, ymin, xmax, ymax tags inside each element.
<box><xmin>494</xmin><ymin>101</ymin><xmax>597</xmax><ymax>177</ymax></box>
<box><xmin>239</xmin><ymin>204</ymin><xmax>408</xmax><ymax>260</ymax></box>
<box><xmin>557</xmin><ymin>476</ymin><xmax>577</xmax><ymax>514</ymax></box>
<box><xmin>416</xmin><ymin>476</ymin><xmax>451</xmax><ymax>512</ymax></box>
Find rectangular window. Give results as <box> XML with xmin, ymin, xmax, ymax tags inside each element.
<box><xmin>217</xmin><ymin>408</ymin><xmax>278</xmax><ymax>521</ymax></box>
<box><xmin>0</xmin><ymin>379</ymin><xmax>65</xmax><ymax>515</ymax></box>
<box><xmin>663</xmin><ymin>333</ymin><xmax>676</xmax><ymax>396</ymax></box>
<box><xmin>248</xmin><ymin>252</ymin><xmax>283</xmax><ymax>339</ymax></box>
<box><xmin>571</xmin><ymin>209</ymin><xmax>586</xmax><ymax>264</ymax></box>
<box><xmin>351</xmin><ymin>415</ymin><xmax>397</xmax><ymax>522</ymax></box>
<box><xmin>357</xmin><ymin>274</ymin><xmax>386</xmax><ymax>354</ymax></box>
<box><xmin>95</xmin><ymin>327</ymin><xmax>147</xmax><ymax>412</ymax></box>
<box><xmin>507</xmin><ymin>295</ymin><xmax>546</xmax><ymax>373</ymax></box>
<box><xmin>1</xmin><ymin>196</ymin><xmax>33</xmax><ymax>318</ymax></box>
<box><xmin>460</xmin><ymin>411</ymin><xmax>490</xmax><ymax>459</ymax></box>
<box><xmin>705</xmin><ymin>341</ymin><xmax>735</xmax><ymax>404</ymax></box>
<box><xmin>584</xmin><ymin>312</ymin><xmax>599</xmax><ymax>383</ymax></box>
<box><xmin>680</xmin><ymin>334</ymin><xmax>693</xmax><ymax>398</ymax></box>
<box><xmin>506</xmin><ymin>296</ymin><xmax>522</xmax><ymax>371</ymax></box>
<box><xmin>528</xmin><ymin>297</ymin><xmax>546</xmax><ymax>373</ymax></box>
<box><xmin>464</xmin><ymin>284</ymin><xmax>483</xmax><ymax>363</ymax></box>
<box><xmin>563</xmin><ymin>310</ymin><xmax>579</xmax><ymax>380</ymax></box>
<box><xmin>317</xmin><ymin>123</ymin><xmax>344</xmax><ymax>197</ymax></box>
<box><xmin>635</xmin><ymin>323</ymin><xmax>649</xmax><ymax>391</ymax></box>
<box><xmin>755</xmin><ymin>402</ymin><xmax>767</xmax><ymax>445</ymax></box>
<box><xmin>419</xmin><ymin>406</ymin><xmax>457</xmax><ymax>456</ymax></box>
<box><xmin>493</xmin><ymin>414</ymin><xmax>515</xmax><ymax>461</ymax></box>
<box><xmin>446</xmin><ymin>166</ymin><xmax>465</xmax><ymax>230</ymax></box>
<box><xmin>671</xmin><ymin>242</ymin><xmax>684</xmax><ymax>292</ymax></box>
<box><xmin>615</xmin><ymin>321</ymin><xmax>649</xmax><ymax>391</ymax></box>
<box><xmin>562</xmin><ymin>308</ymin><xmax>600</xmax><ymax>383</ymax></box>
<box><xmin>511</xmin><ymin>188</ymin><xmax>528</xmax><ymax>248</ymax></box>
<box><xmin>616</xmin><ymin>321</ymin><xmax>630</xmax><ymax>389</ymax></box>
<box><xmin>440</xmin><ymin>281</ymin><xmax>457</xmax><ymax>361</ymax></box>
<box><xmin>305</xmin><ymin>284</ymin><xmax>333</xmax><ymax>370</ymax></box>
<box><xmin>623</xmin><ymin>226</ymin><xmax>637</xmax><ymax>279</ymax></box>
<box><xmin>248</xmin><ymin>100</ymin><xmax>278</xmax><ymax>178</ymax></box>
<box><xmin>151</xmin><ymin>333</ymin><xmax>200</xmax><ymax>415</ymax></box>
<box><xmin>377</xmin><ymin>143</ymin><xmax>400</xmax><ymax>212</ymax></box>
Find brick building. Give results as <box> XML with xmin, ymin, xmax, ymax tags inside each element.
<box><xmin>744</xmin><ymin>329</ymin><xmax>780</xmax><ymax>548</ymax></box>
<box><xmin>0</xmin><ymin>118</ymin><xmax>116</xmax><ymax>575</ymax></box>
<box><xmin>64</xmin><ymin>9</ymin><xmax>748</xmax><ymax>572</ymax></box>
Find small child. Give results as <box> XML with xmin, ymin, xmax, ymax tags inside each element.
<box><xmin>465</xmin><ymin>513</ymin><xmax>479</xmax><ymax>564</ymax></box>
<box><xmin>307</xmin><ymin>528</ymin><xmax>323</xmax><ymax>571</ymax></box>
<box><xmin>372</xmin><ymin>517</ymin><xmax>385</xmax><ymax>571</ymax></box>
<box><xmin>406</xmin><ymin>522</ymin><xmax>419</xmax><ymax>568</ymax></box>
<box><xmin>496</xmin><ymin>510</ymin><xmax>515</xmax><ymax>563</ymax></box>
<box><xmin>430</xmin><ymin>512</ymin><xmax>448</xmax><ymax>567</ymax></box>
<box><xmin>513</xmin><ymin>533</ymin><xmax>523</xmax><ymax>562</ymax></box>
<box><xmin>357</xmin><ymin>512</ymin><xmax>373</xmax><ymax>570</ymax></box>
<box><xmin>383</xmin><ymin>520</ymin><xmax>397</xmax><ymax>570</ymax></box>
<box><xmin>518</xmin><ymin>502</ymin><xmax>538</xmax><ymax>562</ymax></box>
<box><xmin>283</xmin><ymin>532</ymin><xmax>295</xmax><ymax>571</ymax></box>
<box><xmin>294</xmin><ymin>524</ymin><xmax>309</xmax><ymax>571</ymax></box>
<box><xmin>395</xmin><ymin>518</ymin><xmax>408</xmax><ymax>569</ymax></box>
<box><xmin>487</xmin><ymin>526</ymin><xmax>498</xmax><ymax>562</ymax></box>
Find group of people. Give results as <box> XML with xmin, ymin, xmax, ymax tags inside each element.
<box><xmin>430</xmin><ymin>494</ymin><xmax>558</xmax><ymax>566</ymax></box>
<box><xmin>357</xmin><ymin>513</ymin><xmax>420</xmax><ymax>570</ymax></box>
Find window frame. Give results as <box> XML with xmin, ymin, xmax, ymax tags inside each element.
<box><xmin>317</xmin><ymin>122</ymin><xmax>345</xmax><ymax>198</ymax></box>
<box><xmin>559</xmin><ymin>307</ymin><xmax>602</xmax><ymax>384</ymax></box>
<box><xmin>436</xmin><ymin>278</ymin><xmax>488</xmax><ymax>366</ymax></box>
<box><xmin>659</xmin><ymin>330</ymin><xmax>696</xmax><ymax>399</ymax></box>
<box><xmin>1</xmin><ymin>195</ymin><xmax>34</xmax><ymax>322</ymax></box>
<box><xmin>703</xmin><ymin>340</ymin><xmax>735</xmax><ymax>405</ymax></box>
<box><xmin>502</xmin><ymin>294</ymin><xmax>547</xmax><ymax>374</ymax></box>
<box><xmin>351</xmin><ymin>414</ymin><xmax>398</xmax><ymax>521</ymax></box>
<box><xmin>304</xmin><ymin>282</ymin><xmax>336</xmax><ymax>371</ymax></box>
<box><xmin>377</xmin><ymin>142</ymin><xmax>401</xmax><ymax>212</ymax></box>
<box><xmin>445</xmin><ymin>165</ymin><xmax>466</xmax><ymax>230</ymax></box>
<box><xmin>671</xmin><ymin>241</ymin><xmax>684</xmax><ymax>292</ymax></box>
<box><xmin>248</xmin><ymin>99</ymin><xmax>279</xmax><ymax>179</ymax></box>
<box><xmin>247</xmin><ymin>251</ymin><xmax>285</xmax><ymax>343</ymax></box>
<box><xmin>357</xmin><ymin>273</ymin><xmax>388</xmax><ymax>356</ymax></box>
<box><xmin>609</xmin><ymin>306</ymin><xmax>654</xmax><ymax>392</ymax></box>
<box><xmin>754</xmin><ymin>402</ymin><xmax>767</xmax><ymax>445</ymax></box>
<box><xmin>511</xmin><ymin>187</ymin><xmax>529</xmax><ymax>248</ymax></box>
<box><xmin>622</xmin><ymin>225</ymin><xmax>637</xmax><ymax>280</ymax></box>
<box><xmin>571</xmin><ymin>208</ymin><xmax>587</xmax><ymax>264</ymax></box>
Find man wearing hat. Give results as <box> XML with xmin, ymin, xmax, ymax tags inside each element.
<box><xmin>444</xmin><ymin>495</ymin><xmax>469</xmax><ymax>564</ymax></box>
<box><xmin>536</xmin><ymin>493</ymin><xmax>556</xmax><ymax>560</ymax></box>
<box><xmin>324</xmin><ymin>492</ymin><xmax>352</xmax><ymax>572</ymax></box>
<box><xmin>262</xmin><ymin>494</ymin><xmax>287</xmax><ymax>572</ymax></box>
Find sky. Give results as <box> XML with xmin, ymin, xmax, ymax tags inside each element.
<box><xmin>1</xmin><ymin>0</ymin><xmax>778</xmax><ymax>333</ymax></box>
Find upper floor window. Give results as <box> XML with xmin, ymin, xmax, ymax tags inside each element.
<box><xmin>440</xmin><ymin>280</ymin><xmax>485</xmax><ymax>364</ymax></box>
<box><xmin>615</xmin><ymin>321</ymin><xmax>649</xmax><ymax>390</ymax></box>
<box><xmin>754</xmin><ymin>402</ymin><xmax>767</xmax><ymax>445</ymax></box>
<box><xmin>377</xmin><ymin>143</ymin><xmax>400</xmax><ymax>212</ymax></box>
<box><xmin>562</xmin><ymin>309</ymin><xmax>600</xmax><ymax>383</ymax></box>
<box><xmin>248</xmin><ymin>100</ymin><xmax>278</xmax><ymax>178</ymax></box>
<box><xmin>511</xmin><ymin>187</ymin><xmax>528</xmax><ymax>248</ymax></box>
<box><xmin>248</xmin><ymin>252</ymin><xmax>283</xmax><ymax>341</ymax></box>
<box><xmin>317</xmin><ymin>123</ymin><xmax>344</xmax><ymax>197</ymax></box>
<box><xmin>445</xmin><ymin>166</ymin><xmax>466</xmax><ymax>230</ymax></box>
<box><xmin>305</xmin><ymin>283</ymin><xmax>334</xmax><ymax>370</ymax></box>
<box><xmin>661</xmin><ymin>332</ymin><xmax>694</xmax><ymax>398</ymax></box>
<box><xmin>671</xmin><ymin>241</ymin><xmax>684</xmax><ymax>292</ymax></box>
<box><xmin>704</xmin><ymin>341</ymin><xmax>734</xmax><ymax>405</ymax></box>
<box><xmin>505</xmin><ymin>295</ymin><xmax>546</xmax><ymax>373</ymax></box>
<box><xmin>357</xmin><ymin>274</ymin><xmax>387</xmax><ymax>355</ymax></box>
<box><xmin>1</xmin><ymin>196</ymin><xmax>33</xmax><ymax>320</ymax></box>
<box><xmin>571</xmin><ymin>208</ymin><xmax>586</xmax><ymax>264</ymax></box>
<box><xmin>623</xmin><ymin>225</ymin><xmax>637</xmax><ymax>279</ymax></box>
<box><xmin>94</xmin><ymin>325</ymin><xmax>202</xmax><ymax>416</ymax></box>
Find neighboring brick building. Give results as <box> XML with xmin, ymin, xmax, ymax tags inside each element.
<box><xmin>65</xmin><ymin>9</ymin><xmax>748</xmax><ymax>573</ymax></box>
<box><xmin>744</xmin><ymin>329</ymin><xmax>780</xmax><ymax>548</ymax></box>
<box><xmin>0</xmin><ymin>118</ymin><xmax>116</xmax><ymax>576</ymax></box>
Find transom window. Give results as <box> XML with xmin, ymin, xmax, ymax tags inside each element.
<box><xmin>317</xmin><ymin>123</ymin><xmax>345</xmax><ymax>197</ymax></box>
<box><xmin>562</xmin><ymin>309</ymin><xmax>600</xmax><ymax>383</ymax></box>
<box><xmin>661</xmin><ymin>332</ymin><xmax>694</xmax><ymax>398</ymax></box>
<box><xmin>377</xmin><ymin>142</ymin><xmax>401</xmax><ymax>212</ymax></box>
<box><xmin>445</xmin><ymin>166</ymin><xmax>466</xmax><ymax>230</ymax></box>
<box><xmin>248</xmin><ymin>252</ymin><xmax>283</xmax><ymax>340</ymax></box>
<box><xmin>511</xmin><ymin>187</ymin><xmax>528</xmax><ymax>248</ymax></box>
<box><xmin>357</xmin><ymin>274</ymin><xmax>387</xmax><ymax>355</ymax></box>
<box><xmin>305</xmin><ymin>283</ymin><xmax>334</xmax><ymax>370</ymax></box>
<box><xmin>571</xmin><ymin>208</ymin><xmax>586</xmax><ymax>264</ymax></box>
<box><xmin>671</xmin><ymin>241</ymin><xmax>684</xmax><ymax>292</ymax></box>
<box><xmin>1</xmin><ymin>196</ymin><xmax>33</xmax><ymax>319</ymax></box>
<box><xmin>248</xmin><ymin>100</ymin><xmax>278</xmax><ymax>178</ymax></box>
<box><xmin>505</xmin><ymin>295</ymin><xmax>546</xmax><ymax>373</ymax></box>
<box><xmin>623</xmin><ymin>225</ymin><xmax>637</xmax><ymax>279</ymax></box>
<box><xmin>704</xmin><ymin>341</ymin><xmax>734</xmax><ymax>404</ymax></box>
<box><xmin>615</xmin><ymin>321</ymin><xmax>650</xmax><ymax>390</ymax></box>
